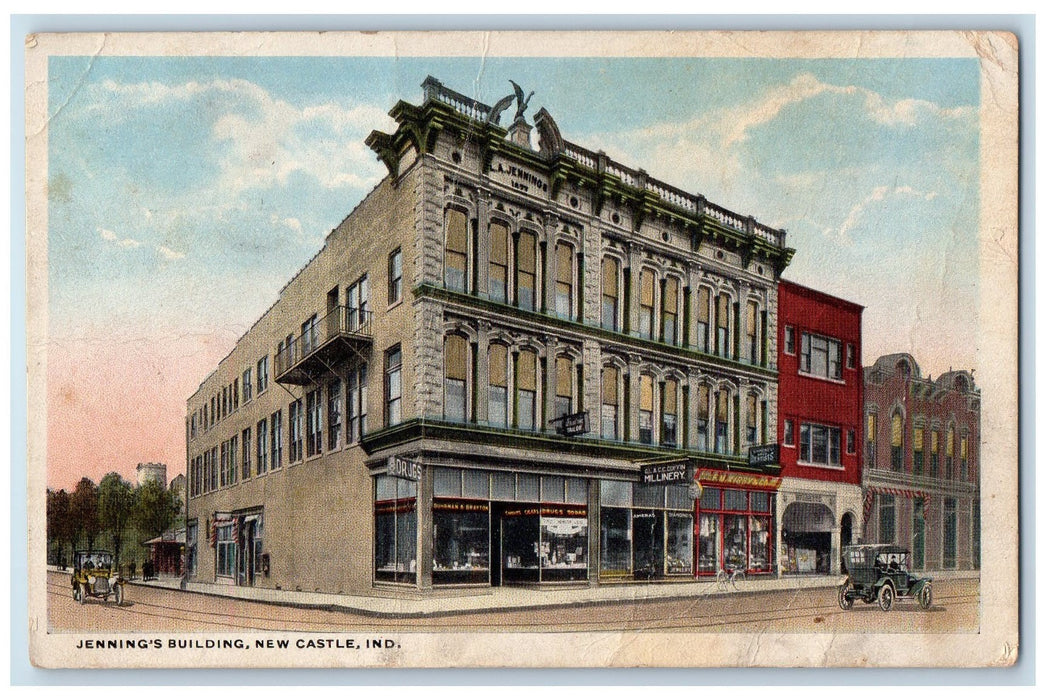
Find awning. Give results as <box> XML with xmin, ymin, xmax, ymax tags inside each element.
<box><xmin>863</xmin><ymin>486</ymin><xmax>931</xmax><ymax>518</ymax></box>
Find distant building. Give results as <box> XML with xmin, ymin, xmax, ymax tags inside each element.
<box><xmin>863</xmin><ymin>354</ymin><xmax>980</xmax><ymax>570</ymax></box>
<box><xmin>136</xmin><ymin>462</ymin><xmax>167</xmax><ymax>489</ymax></box>
<box><xmin>776</xmin><ymin>280</ymin><xmax>864</xmax><ymax>576</ymax></box>
<box><xmin>168</xmin><ymin>474</ymin><xmax>186</xmax><ymax>501</ymax></box>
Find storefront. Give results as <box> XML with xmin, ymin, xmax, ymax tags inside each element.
<box><xmin>598</xmin><ymin>479</ymin><xmax>694</xmax><ymax>580</ymax></box>
<box><xmin>695</xmin><ymin>469</ymin><xmax>780</xmax><ymax>576</ymax></box>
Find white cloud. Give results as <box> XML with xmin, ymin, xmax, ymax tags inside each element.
<box><xmin>98</xmin><ymin>226</ymin><xmax>141</xmax><ymax>249</ymax></box>
<box><xmin>157</xmin><ymin>245</ymin><xmax>185</xmax><ymax>260</ymax></box>
<box><xmin>832</xmin><ymin>184</ymin><xmax>940</xmax><ymax>244</ymax></box>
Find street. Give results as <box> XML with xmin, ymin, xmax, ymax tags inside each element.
<box><xmin>46</xmin><ymin>571</ymin><xmax>980</xmax><ymax>634</ymax></box>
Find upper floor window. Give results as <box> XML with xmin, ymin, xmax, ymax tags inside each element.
<box><xmin>270</xmin><ymin>410</ymin><xmax>283</xmax><ymax>470</ymax></box>
<box><xmin>696</xmin><ymin>385</ymin><xmax>710</xmax><ymax>452</ymax></box>
<box><xmin>866</xmin><ymin>412</ymin><xmax>877</xmax><ymax>467</ymax></box>
<box><xmin>488</xmin><ymin>344</ymin><xmax>509</xmax><ymax>428</ymax></box>
<box><xmin>662</xmin><ymin>277</ymin><xmax>679</xmax><ymax>345</ymax></box>
<box><xmin>256</xmin><ymin>418</ymin><xmax>269</xmax><ymax>476</ymax></box>
<box><xmin>716</xmin><ymin>293</ymin><xmax>731</xmax><ymax>357</ymax></box>
<box><xmin>254</xmin><ymin>356</ymin><xmax>266</xmax><ymax>398</ymax></box>
<box><xmin>301</xmin><ymin>314</ymin><xmax>319</xmax><ymax>356</ymax></box>
<box><xmin>960</xmin><ymin>432</ymin><xmax>969</xmax><ymax>480</ymax></box>
<box><xmin>288</xmin><ymin>399</ymin><xmax>304</xmax><ymax>463</ymax></box>
<box><xmin>661</xmin><ymin>379</ymin><xmax>678</xmax><ymax>447</ymax></box>
<box><xmin>783</xmin><ymin>419</ymin><xmax>795</xmax><ymax>446</ymax></box>
<box><xmin>241</xmin><ymin>427</ymin><xmax>252</xmax><ymax>480</ymax></box>
<box><xmin>890</xmin><ymin>410</ymin><xmax>903</xmax><ymax>471</ymax></box>
<box><xmin>913</xmin><ymin>425</ymin><xmax>925</xmax><ymax>474</ymax></box>
<box><xmin>242</xmin><ymin>368</ymin><xmax>252</xmax><ymax>403</ymax></box>
<box><xmin>601</xmin><ymin>366</ymin><xmax>620</xmax><ymax>440</ymax></box>
<box><xmin>555</xmin><ymin>242</ymin><xmax>574</xmax><ymax>320</ymax></box>
<box><xmin>945</xmin><ymin>424</ymin><xmax>955</xmax><ymax>479</ymax></box>
<box><xmin>444</xmin><ymin>334</ymin><xmax>469</xmax><ymax>423</ymax></box>
<box><xmin>515</xmin><ymin>230</ymin><xmax>538</xmax><ymax>311</ymax></box>
<box><xmin>347</xmin><ymin>275</ymin><xmax>369</xmax><ymax>331</ymax></box>
<box><xmin>347</xmin><ymin>365</ymin><xmax>368</xmax><ymax>444</ymax></box>
<box><xmin>445</xmin><ymin>209</ymin><xmax>469</xmax><ymax>293</ymax></box>
<box><xmin>745</xmin><ymin>395</ymin><xmax>758</xmax><ymax>445</ymax></box>
<box><xmin>846</xmin><ymin>343</ymin><xmax>856</xmax><ymax>369</ymax></box>
<box><xmin>638</xmin><ymin>374</ymin><xmax>654</xmax><ymax>444</ymax></box>
<box><xmin>385</xmin><ymin>346</ymin><xmax>402</xmax><ymax>427</ymax></box>
<box><xmin>555</xmin><ymin>356</ymin><xmax>574</xmax><ymax>419</ymax></box>
<box><xmin>327</xmin><ymin>379</ymin><xmax>342</xmax><ymax>451</ymax></box>
<box><xmin>746</xmin><ymin>300</ymin><xmax>759</xmax><ymax>363</ymax></box>
<box><xmin>515</xmin><ymin>349</ymin><xmax>537</xmax><ymax>431</ymax></box>
<box><xmin>715</xmin><ymin>390</ymin><xmax>731</xmax><ymax>454</ymax></box>
<box><xmin>306</xmin><ymin>388</ymin><xmax>323</xmax><ymax>458</ymax></box>
<box><xmin>800</xmin><ymin>332</ymin><xmax>842</xmax><ymax>380</ymax></box>
<box><xmin>784</xmin><ymin>325</ymin><xmax>795</xmax><ymax>355</ymax></box>
<box><xmin>601</xmin><ymin>256</ymin><xmax>620</xmax><ymax>332</ymax></box>
<box><xmin>846</xmin><ymin>428</ymin><xmax>856</xmax><ymax>455</ymax></box>
<box><xmin>800</xmin><ymin>423</ymin><xmax>841</xmax><ymax>467</ymax></box>
<box><xmin>697</xmin><ymin>287</ymin><xmax>711</xmax><ymax>353</ymax></box>
<box><xmin>388</xmin><ymin>248</ymin><xmax>402</xmax><ymax>305</ymax></box>
<box><xmin>639</xmin><ymin>269</ymin><xmax>656</xmax><ymax>340</ymax></box>
<box><xmin>930</xmin><ymin>429</ymin><xmax>940</xmax><ymax>477</ymax></box>
<box><xmin>489</xmin><ymin>221</ymin><xmax>509</xmax><ymax>304</ymax></box>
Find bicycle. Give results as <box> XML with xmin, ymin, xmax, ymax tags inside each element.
<box><xmin>715</xmin><ymin>565</ymin><xmax>746</xmax><ymax>591</ymax></box>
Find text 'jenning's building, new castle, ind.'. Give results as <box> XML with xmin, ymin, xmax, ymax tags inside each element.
<box><xmin>184</xmin><ymin>77</ymin><xmax>972</xmax><ymax>597</ymax></box>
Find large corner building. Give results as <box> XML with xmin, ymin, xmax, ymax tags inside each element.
<box><xmin>185</xmin><ymin>76</ymin><xmax>800</xmax><ymax>594</ymax></box>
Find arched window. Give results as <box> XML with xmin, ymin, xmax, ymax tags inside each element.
<box><xmin>930</xmin><ymin>428</ymin><xmax>940</xmax><ymax>476</ymax></box>
<box><xmin>488</xmin><ymin>221</ymin><xmax>509</xmax><ymax>303</ymax></box>
<box><xmin>639</xmin><ymin>269</ymin><xmax>656</xmax><ymax>340</ymax></box>
<box><xmin>602</xmin><ymin>257</ymin><xmax>620</xmax><ymax>332</ymax></box>
<box><xmin>866</xmin><ymin>412</ymin><xmax>877</xmax><ymax>466</ymax></box>
<box><xmin>639</xmin><ymin>374</ymin><xmax>655</xmax><ymax>444</ymax></box>
<box><xmin>515</xmin><ymin>349</ymin><xmax>537</xmax><ymax>430</ymax></box>
<box><xmin>716</xmin><ymin>292</ymin><xmax>731</xmax><ymax>357</ymax></box>
<box><xmin>715</xmin><ymin>389</ymin><xmax>730</xmax><ymax>454</ymax></box>
<box><xmin>488</xmin><ymin>344</ymin><xmax>509</xmax><ymax>428</ymax></box>
<box><xmin>746</xmin><ymin>394</ymin><xmax>758</xmax><ymax>445</ymax></box>
<box><xmin>890</xmin><ymin>410</ymin><xmax>903</xmax><ymax>471</ymax></box>
<box><xmin>697</xmin><ymin>287</ymin><xmax>711</xmax><ymax>353</ymax></box>
<box><xmin>946</xmin><ymin>424</ymin><xmax>955</xmax><ymax>479</ymax></box>
<box><xmin>444</xmin><ymin>209</ymin><xmax>469</xmax><ymax>293</ymax></box>
<box><xmin>696</xmin><ymin>385</ymin><xmax>710</xmax><ymax>451</ymax></box>
<box><xmin>960</xmin><ymin>431</ymin><xmax>969</xmax><ymax>480</ymax></box>
<box><xmin>555</xmin><ymin>356</ymin><xmax>574</xmax><ymax>419</ymax></box>
<box><xmin>444</xmin><ymin>335</ymin><xmax>469</xmax><ymax>423</ymax></box>
<box><xmin>661</xmin><ymin>379</ymin><xmax>678</xmax><ymax>447</ymax></box>
<box><xmin>746</xmin><ymin>300</ymin><xmax>759</xmax><ymax>364</ymax></box>
<box><xmin>913</xmin><ymin>424</ymin><xmax>925</xmax><ymax>474</ymax></box>
<box><xmin>601</xmin><ymin>366</ymin><xmax>620</xmax><ymax>440</ymax></box>
<box><xmin>662</xmin><ymin>277</ymin><xmax>679</xmax><ymax>345</ymax></box>
<box><xmin>555</xmin><ymin>242</ymin><xmax>574</xmax><ymax>320</ymax></box>
<box><xmin>515</xmin><ymin>231</ymin><xmax>537</xmax><ymax>311</ymax></box>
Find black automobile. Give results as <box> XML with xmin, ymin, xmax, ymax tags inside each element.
<box><xmin>838</xmin><ymin>544</ymin><xmax>932</xmax><ymax>612</ymax></box>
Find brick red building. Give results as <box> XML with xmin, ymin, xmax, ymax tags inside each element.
<box><xmin>776</xmin><ymin>280</ymin><xmax>864</xmax><ymax>576</ymax></box>
<box><xmin>863</xmin><ymin>354</ymin><xmax>980</xmax><ymax>570</ymax></box>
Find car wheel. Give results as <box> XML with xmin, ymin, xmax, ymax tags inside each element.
<box><xmin>113</xmin><ymin>583</ymin><xmax>124</xmax><ymax>606</ymax></box>
<box><xmin>877</xmin><ymin>583</ymin><xmax>894</xmax><ymax>612</ymax></box>
<box><xmin>838</xmin><ymin>582</ymin><xmax>854</xmax><ymax>610</ymax></box>
<box><xmin>918</xmin><ymin>584</ymin><xmax>932</xmax><ymax>610</ymax></box>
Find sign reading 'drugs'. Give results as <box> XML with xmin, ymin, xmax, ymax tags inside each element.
<box><xmin>387</xmin><ymin>456</ymin><xmax>422</xmax><ymax>481</ymax></box>
<box><xmin>488</xmin><ymin>158</ymin><xmax>549</xmax><ymax>195</ymax></box>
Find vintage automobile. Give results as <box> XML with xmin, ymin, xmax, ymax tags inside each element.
<box><xmin>70</xmin><ymin>550</ymin><xmax>125</xmax><ymax>605</ymax></box>
<box><xmin>838</xmin><ymin>544</ymin><xmax>932</xmax><ymax>612</ymax></box>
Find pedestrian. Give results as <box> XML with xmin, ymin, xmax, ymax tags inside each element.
<box><xmin>129</xmin><ymin>560</ymin><xmax>136</xmax><ymax>580</ymax></box>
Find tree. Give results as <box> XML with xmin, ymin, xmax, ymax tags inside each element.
<box><xmin>98</xmin><ymin>472</ymin><xmax>135</xmax><ymax>568</ymax></box>
<box><xmin>70</xmin><ymin>477</ymin><xmax>100</xmax><ymax>552</ymax></box>
<box><xmin>132</xmin><ymin>479</ymin><xmax>180</xmax><ymax>542</ymax></box>
<box><xmin>46</xmin><ymin>488</ymin><xmax>75</xmax><ymax>565</ymax></box>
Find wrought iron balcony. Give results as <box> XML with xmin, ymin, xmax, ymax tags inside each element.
<box><xmin>274</xmin><ymin>307</ymin><xmax>373</xmax><ymax>385</ymax></box>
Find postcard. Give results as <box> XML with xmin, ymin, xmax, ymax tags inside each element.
<box><xmin>24</xmin><ymin>29</ymin><xmax>1019</xmax><ymax>668</ymax></box>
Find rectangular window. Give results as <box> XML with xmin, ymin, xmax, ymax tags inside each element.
<box><xmin>516</xmin><ymin>231</ymin><xmax>537</xmax><ymax>310</ymax></box>
<box><xmin>555</xmin><ymin>242</ymin><xmax>573</xmax><ymax>319</ymax></box>
<box><xmin>444</xmin><ymin>335</ymin><xmax>469</xmax><ymax>423</ymax></box>
<box><xmin>639</xmin><ymin>269</ymin><xmax>655</xmax><ymax>340</ymax></box>
<box><xmin>257</xmin><ymin>355</ymin><xmax>269</xmax><ymax>393</ymax></box>
<box><xmin>489</xmin><ymin>222</ymin><xmax>509</xmax><ymax>303</ymax></box>
<box><xmin>347</xmin><ymin>365</ymin><xmax>368</xmax><ymax>443</ymax></box>
<box><xmin>488</xmin><ymin>345</ymin><xmax>508</xmax><ymax>428</ymax></box>
<box><xmin>374</xmin><ymin>476</ymin><xmax>418</xmax><ymax>584</ymax></box>
<box><xmin>301</xmin><ymin>314</ymin><xmax>319</xmax><ymax>356</ymax></box>
<box><xmin>846</xmin><ymin>343</ymin><xmax>856</xmax><ymax>369</ymax></box>
<box><xmin>602</xmin><ymin>257</ymin><xmax>619</xmax><ymax>332</ymax></box>
<box><xmin>638</xmin><ymin>375</ymin><xmax>654</xmax><ymax>444</ymax></box>
<box><xmin>745</xmin><ymin>395</ymin><xmax>758</xmax><ymax>445</ymax></box>
<box><xmin>347</xmin><ymin>275</ymin><xmax>369</xmax><ymax>331</ymax></box>
<box><xmin>697</xmin><ymin>287</ymin><xmax>710</xmax><ymax>353</ymax></box>
<box><xmin>799</xmin><ymin>423</ymin><xmax>842</xmax><ymax>466</ymax></box>
<box><xmin>445</xmin><ymin>209</ymin><xmax>469</xmax><ymax>292</ymax></box>
<box><xmin>216</xmin><ymin>524</ymin><xmax>235</xmax><ymax>578</ymax></box>
<box><xmin>288</xmin><ymin>399</ymin><xmax>303</xmax><ymax>462</ymax></box>
<box><xmin>715</xmin><ymin>391</ymin><xmax>729</xmax><ymax>454</ymax></box>
<box><xmin>388</xmin><ymin>248</ymin><xmax>402</xmax><ymax>304</ymax></box>
<box><xmin>961</xmin><ymin>434</ymin><xmax>969</xmax><ymax>480</ymax></box>
<box><xmin>697</xmin><ymin>385</ymin><xmax>709</xmax><ymax>452</ymax></box>
<box><xmin>913</xmin><ymin>426</ymin><xmax>925</xmax><ymax>474</ymax></box>
<box><xmin>256</xmin><ymin>418</ymin><xmax>268</xmax><ymax>475</ymax></box>
<box><xmin>879</xmin><ymin>494</ymin><xmax>896</xmax><ymax>544</ymax></box>
<box><xmin>327</xmin><ymin>380</ymin><xmax>342</xmax><ymax>451</ymax></box>
<box><xmin>555</xmin><ymin>356</ymin><xmax>573</xmax><ymax>419</ymax></box>
<box><xmin>385</xmin><ymin>346</ymin><xmax>402</xmax><ymax>427</ymax></box>
<box><xmin>716</xmin><ymin>293</ymin><xmax>730</xmax><ymax>356</ymax></box>
<box><xmin>228</xmin><ymin>435</ymin><xmax>238</xmax><ymax>484</ymax></box>
<box><xmin>866</xmin><ymin>413</ymin><xmax>877</xmax><ymax>467</ymax></box>
<box><xmin>800</xmin><ymin>332</ymin><xmax>842</xmax><ymax>380</ymax></box>
<box><xmin>515</xmin><ymin>350</ymin><xmax>537</xmax><ymax>431</ymax></box>
<box><xmin>784</xmin><ymin>326</ymin><xmax>795</xmax><ymax>355</ymax></box>
<box><xmin>601</xmin><ymin>367</ymin><xmax>619</xmax><ymax>440</ymax></box>
<box><xmin>746</xmin><ymin>300</ymin><xmax>758</xmax><ymax>363</ymax></box>
<box><xmin>232</xmin><ymin>381</ymin><xmax>238</xmax><ymax>411</ymax></box>
<box><xmin>306</xmin><ymin>388</ymin><xmax>323</xmax><ymax>457</ymax></box>
<box><xmin>846</xmin><ymin>428</ymin><xmax>856</xmax><ymax>454</ymax></box>
<box><xmin>783</xmin><ymin>419</ymin><xmax>795</xmax><ymax>446</ymax></box>
<box><xmin>931</xmin><ymin>429</ymin><xmax>940</xmax><ymax>476</ymax></box>
<box><xmin>241</xmin><ymin>427</ymin><xmax>251</xmax><ymax>480</ymax></box>
<box><xmin>661</xmin><ymin>380</ymin><xmax>678</xmax><ymax>447</ymax></box>
<box><xmin>662</xmin><ymin>277</ymin><xmax>679</xmax><ymax>345</ymax></box>
<box><xmin>242</xmin><ymin>368</ymin><xmax>252</xmax><ymax>403</ymax></box>
<box><xmin>270</xmin><ymin>410</ymin><xmax>283</xmax><ymax>469</ymax></box>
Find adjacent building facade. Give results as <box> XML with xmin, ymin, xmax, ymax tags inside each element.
<box><xmin>185</xmin><ymin>76</ymin><xmax>800</xmax><ymax>595</ymax></box>
<box><xmin>863</xmin><ymin>354</ymin><xmax>980</xmax><ymax>570</ymax></box>
<box><xmin>776</xmin><ymin>280</ymin><xmax>864</xmax><ymax>576</ymax></box>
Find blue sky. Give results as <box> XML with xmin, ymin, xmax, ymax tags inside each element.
<box><xmin>45</xmin><ymin>55</ymin><xmax>981</xmax><ymax>486</ymax></box>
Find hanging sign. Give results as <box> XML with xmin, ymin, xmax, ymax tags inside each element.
<box><xmin>748</xmin><ymin>443</ymin><xmax>780</xmax><ymax>468</ymax></box>
<box><xmin>550</xmin><ymin>411</ymin><xmax>589</xmax><ymax>437</ymax></box>
<box><xmin>387</xmin><ymin>456</ymin><xmax>422</xmax><ymax>481</ymax></box>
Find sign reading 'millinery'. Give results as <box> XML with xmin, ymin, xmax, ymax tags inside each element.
<box><xmin>640</xmin><ymin>461</ymin><xmax>689</xmax><ymax>485</ymax></box>
<box><xmin>387</xmin><ymin>456</ymin><xmax>422</xmax><ymax>481</ymax></box>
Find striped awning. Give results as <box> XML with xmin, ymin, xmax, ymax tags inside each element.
<box><xmin>863</xmin><ymin>486</ymin><xmax>931</xmax><ymax>518</ymax></box>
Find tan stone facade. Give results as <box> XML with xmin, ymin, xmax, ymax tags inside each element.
<box><xmin>186</xmin><ymin>77</ymin><xmax>796</xmax><ymax>595</ymax></box>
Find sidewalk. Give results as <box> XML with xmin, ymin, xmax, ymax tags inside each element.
<box><xmin>87</xmin><ymin>567</ymin><xmax>978</xmax><ymax>618</ymax></box>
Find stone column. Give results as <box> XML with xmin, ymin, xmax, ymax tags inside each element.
<box><xmin>687</xmin><ymin>370</ymin><xmax>702</xmax><ymax>448</ymax></box>
<box><xmin>686</xmin><ymin>264</ymin><xmax>701</xmax><ymax>348</ymax></box>
<box><xmin>627</xmin><ymin>354</ymin><xmax>642</xmax><ymax>442</ymax></box>
<box><xmin>543</xmin><ymin>336</ymin><xmax>558</xmax><ymax>431</ymax></box>
<box><xmin>475</xmin><ymin>189</ymin><xmax>491</xmax><ymax>298</ymax></box>
<box><xmin>830</xmin><ymin>526</ymin><xmax>842</xmax><ymax>575</ymax></box>
<box><xmin>588</xmin><ymin>477</ymin><xmax>600</xmax><ymax>586</ymax></box>
<box><xmin>582</xmin><ymin>339</ymin><xmax>602</xmax><ymax>438</ymax></box>
<box><xmin>737</xmin><ymin>281</ymin><xmax>751</xmax><ymax>363</ymax></box>
<box><xmin>775</xmin><ymin>491</ymin><xmax>786</xmax><ymax>577</ymax></box>
<box><xmin>627</xmin><ymin>245</ymin><xmax>641</xmax><ymax>337</ymax></box>
<box><xmin>418</xmin><ymin>466</ymin><xmax>434</xmax><ymax>590</ymax></box>
<box><xmin>738</xmin><ymin>378</ymin><xmax>751</xmax><ymax>453</ymax></box>
<box><xmin>581</xmin><ymin>221</ymin><xmax>602</xmax><ymax>326</ymax></box>
<box><xmin>543</xmin><ymin>213</ymin><xmax>559</xmax><ymax>315</ymax></box>
<box><xmin>475</xmin><ymin>321</ymin><xmax>490</xmax><ymax>424</ymax></box>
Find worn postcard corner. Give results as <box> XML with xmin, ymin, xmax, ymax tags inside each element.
<box><xmin>25</xmin><ymin>29</ymin><xmax>1018</xmax><ymax>670</ymax></box>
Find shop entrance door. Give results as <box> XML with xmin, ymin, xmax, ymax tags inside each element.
<box><xmin>631</xmin><ymin>510</ymin><xmax>664</xmax><ymax>579</ymax></box>
<box><xmin>238</xmin><ymin>521</ymin><xmax>256</xmax><ymax>586</ymax></box>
